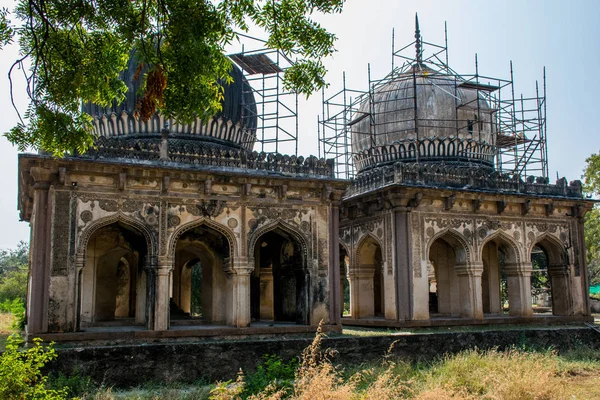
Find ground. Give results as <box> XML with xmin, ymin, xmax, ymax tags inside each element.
<box><xmin>3</xmin><ymin>312</ymin><xmax>600</xmax><ymax>399</ymax></box>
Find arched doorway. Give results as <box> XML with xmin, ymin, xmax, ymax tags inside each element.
<box><xmin>170</xmin><ymin>224</ymin><xmax>231</xmax><ymax>324</ymax></box>
<box><xmin>250</xmin><ymin>228</ymin><xmax>308</xmax><ymax>324</ymax></box>
<box><xmin>80</xmin><ymin>222</ymin><xmax>148</xmax><ymax>327</ymax></box>
<box><xmin>482</xmin><ymin>236</ymin><xmax>531</xmax><ymax>317</ymax></box>
<box><xmin>531</xmin><ymin>237</ymin><xmax>572</xmax><ymax>316</ymax></box>
<box><xmin>428</xmin><ymin>234</ymin><xmax>468</xmax><ymax>318</ymax></box>
<box><xmin>350</xmin><ymin>236</ymin><xmax>384</xmax><ymax>319</ymax></box>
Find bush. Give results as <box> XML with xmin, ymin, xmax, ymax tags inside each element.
<box><xmin>242</xmin><ymin>354</ymin><xmax>299</xmax><ymax>398</ymax></box>
<box><xmin>47</xmin><ymin>371</ymin><xmax>96</xmax><ymax>399</ymax></box>
<box><xmin>0</xmin><ymin>334</ymin><xmax>67</xmax><ymax>400</ymax></box>
<box><xmin>0</xmin><ymin>298</ymin><xmax>25</xmax><ymax>330</ymax></box>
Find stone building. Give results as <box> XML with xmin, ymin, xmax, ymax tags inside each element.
<box><xmin>17</xmin><ymin>20</ymin><xmax>595</xmax><ymax>341</ymax></box>
<box><xmin>336</xmin><ymin>20</ymin><xmax>594</xmax><ymax>327</ymax></box>
<box><xmin>18</xmin><ymin>60</ymin><xmax>346</xmax><ymax>340</ymax></box>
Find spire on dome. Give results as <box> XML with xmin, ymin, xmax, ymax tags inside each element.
<box><xmin>415</xmin><ymin>13</ymin><xmax>422</xmax><ymax>64</ymax></box>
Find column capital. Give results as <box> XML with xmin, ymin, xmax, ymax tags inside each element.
<box><xmin>455</xmin><ymin>262</ymin><xmax>483</xmax><ymax>277</ymax></box>
<box><xmin>548</xmin><ymin>263</ymin><xmax>569</xmax><ymax>276</ymax></box>
<box><xmin>30</xmin><ymin>167</ymin><xmax>55</xmax><ymax>188</ymax></box>
<box><xmin>505</xmin><ymin>261</ymin><xmax>532</xmax><ymax>276</ymax></box>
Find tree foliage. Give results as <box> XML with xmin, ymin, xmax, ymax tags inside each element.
<box><xmin>0</xmin><ymin>242</ymin><xmax>29</xmax><ymax>329</ymax></box>
<box><xmin>2</xmin><ymin>0</ymin><xmax>344</xmax><ymax>155</ymax></box>
<box><xmin>583</xmin><ymin>152</ymin><xmax>600</xmax><ymax>286</ymax></box>
<box><xmin>0</xmin><ymin>335</ymin><xmax>66</xmax><ymax>400</ymax></box>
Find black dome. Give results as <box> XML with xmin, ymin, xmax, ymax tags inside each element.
<box><xmin>83</xmin><ymin>56</ymin><xmax>258</xmax><ymax>151</ymax></box>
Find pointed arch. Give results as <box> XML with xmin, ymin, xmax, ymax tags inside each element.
<box><xmin>528</xmin><ymin>232</ymin><xmax>568</xmax><ymax>266</ymax></box>
<box><xmin>249</xmin><ymin>220</ymin><xmax>309</xmax><ymax>265</ymax></box>
<box><xmin>169</xmin><ymin>217</ymin><xmax>237</xmax><ymax>260</ymax></box>
<box><xmin>77</xmin><ymin>213</ymin><xmax>157</xmax><ymax>258</ymax></box>
<box><xmin>354</xmin><ymin>232</ymin><xmax>385</xmax><ymax>276</ymax></box>
<box><xmin>480</xmin><ymin>230</ymin><xmax>522</xmax><ymax>264</ymax></box>
<box><xmin>427</xmin><ymin>229</ymin><xmax>471</xmax><ymax>264</ymax></box>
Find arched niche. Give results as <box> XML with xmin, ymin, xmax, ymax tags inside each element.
<box><xmin>530</xmin><ymin>235</ymin><xmax>572</xmax><ymax>316</ymax></box>
<box><xmin>170</xmin><ymin>224</ymin><xmax>231</xmax><ymax>324</ymax></box>
<box><xmin>80</xmin><ymin>222</ymin><xmax>148</xmax><ymax>327</ymax></box>
<box><xmin>250</xmin><ymin>226</ymin><xmax>308</xmax><ymax>324</ymax></box>
<box><xmin>350</xmin><ymin>235</ymin><xmax>384</xmax><ymax>319</ymax></box>
<box><xmin>481</xmin><ymin>233</ymin><xmax>531</xmax><ymax>317</ymax></box>
<box><xmin>427</xmin><ymin>231</ymin><xmax>469</xmax><ymax>318</ymax></box>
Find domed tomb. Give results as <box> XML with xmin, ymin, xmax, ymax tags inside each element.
<box><xmin>83</xmin><ymin>57</ymin><xmax>258</xmax><ymax>152</ymax></box>
<box><xmin>350</xmin><ymin>64</ymin><xmax>496</xmax><ymax>173</ymax></box>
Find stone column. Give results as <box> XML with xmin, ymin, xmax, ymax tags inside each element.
<box><xmin>393</xmin><ymin>208</ymin><xmax>413</xmax><ymax>320</ymax></box>
<box><xmin>27</xmin><ymin>167</ymin><xmax>54</xmax><ymax>334</ymax></box>
<box><xmin>328</xmin><ymin>202</ymin><xmax>341</xmax><ymax>325</ymax></box>
<box><xmin>152</xmin><ymin>256</ymin><xmax>172</xmax><ymax>331</ymax></box>
<box><xmin>259</xmin><ymin>267</ymin><xmax>274</xmax><ymax>320</ymax></box>
<box><xmin>349</xmin><ymin>267</ymin><xmax>375</xmax><ymax>319</ymax></box>
<box><xmin>230</xmin><ymin>258</ymin><xmax>252</xmax><ymax>328</ymax></box>
<box><xmin>74</xmin><ymin>254</ymin><xmax>85</xmax><ymax>331</ymax></box>
<box><xmin>548</xmin><ymin>264</ymin><xmax>573</xmax><ymax>316</ymax></box>
<box><xmin>455</xmin><ymin>262</ymin><xmax>484</xmax><ymax>319</ymax></box>
<box><xmin>505</xmin><ymin>261</ymin><xmax>533</xmax><ymax>317</ymax></box>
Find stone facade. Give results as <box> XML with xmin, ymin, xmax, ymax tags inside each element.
<box><xmin>18</xmin><ymin>153</ymin><xmax>346</xmax><ymax>337</ymax></box>
<box><xmin>340</xmin><ymin>176</ymin><xmax>592</xmax><ymax>325</ymax></box>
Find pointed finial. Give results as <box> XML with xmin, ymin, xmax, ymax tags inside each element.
<box><xmin>415</xmin><ymin>13</ymin><xmax>422</xmax><ymax>64</ymax></box>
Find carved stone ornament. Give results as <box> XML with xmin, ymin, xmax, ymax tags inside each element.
<box><xmin>187</xmin><ymin>200</ymin><xmax>226</xmax><ymax>218</ymax></box>
<box><xmin>300</xmin><ymin>220</ymin><xmax>310</xmax><ymax>232</ymax></box>
<box><xmin>168</xmin><ymin>215</ymin><xmax>181</xmax><ymax>228</ymax></box>
<box><xmin>478</xmin><ymin>227</ymin><xmax>487</xmax><ymax>239</ymax></box>
<box><xmin>227</xmin><ymin>218</ymin><xmax>238</xmax><ymax>229</ymax></box>
<box><xmin>80</xmin><ymin>210</ymin><xmax>93</xmax><ymax>223</ymax></box>
<box><xmin>426</xmin><ymin>226</ymin><xmax>435</xmax><ymax>237</ymax></box>
<box><xmin>122</xmin><ymin>200</ymin><xmax>143</xmax><ymax>213</ymax></box>
<box><xmin>98</xmin><ymin>199</ymin><xmax>118</xmax><ymax>212</ymax></box>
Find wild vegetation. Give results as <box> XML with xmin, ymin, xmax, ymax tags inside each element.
<box><xmin>0</xmin><ymin>241</ymin><xmax>28</xmax><ymax>334</ymax></box>
<box><xmin>1</xmin><ymin>322</ymin><xmax>599</xmax><ymax>400</ymax></box>
<box><xmin>584</xmin><ymin>152</ymin><xmax>600</xmax><ymax>287</ymax></box>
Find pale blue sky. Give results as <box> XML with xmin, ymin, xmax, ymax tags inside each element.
<box><xmin>0</xmin><ymin>0</ymin><xmax>599</xmax><ymax>249</ymax></box>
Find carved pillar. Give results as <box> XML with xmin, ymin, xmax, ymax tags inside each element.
<box><xmin>152</xmin><ymin>256</ymin><xmax>172</xmax><ymax>331</ymax></box>
<box><xmin>74</xmin><ymin>254</ymin><xmax>85</xmax><ymax>331</ymax></box>
<box><xmin>393</xmin><ymin>208</ymin><xmax>413</xmax><ymax>320</ymax></box>
<box><xmin>295</xmin><ymin>266</ymin><xmax>311</xmax><ymax>325</ymax></box>
<box><xmin>349</xmin><ymin>266</ymin><xmax>375</xmax><ymax>319</ymax></box>
<box><xmin>230</xmin><ymin>257</ymin><xmax>253</xmax><ymax>327</ymax></box>
<box><xmin>505</xmin><ymin>261</ymin><xmax>533</xmax><ymax>317</ymax></box>
<box><xmin>455</xmin><ymin>262</ymin><xmax>484</xmax><ymax>319</ymax></box>
<box><xmin>484</xmin><ymin>243</ymin><xmax>502</xmax><ymax>314</ymax></box>
<box><xmin>328</xmin><ymin>202</ymin><xmax>341</xmax><ymax>325</ymax></box>
<box><xmin>136</xmin><ymin>267</ymin><xmax>148</xmax><ymax>325</ymax></box>
<box><xmin>27</xmin><ymin>167</ymin><xmax>54</xmax><ymax>334</ymax></box>
<box><xmin>548</xmin><ymin>264</ymin><xmax>573</xmax><ymax>316</ymax></box>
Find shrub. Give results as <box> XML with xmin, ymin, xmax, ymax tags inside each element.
<box><xmin>242</xmin><ymin>354</ymin><xmax>299</xmax><ymax>398</ymax></box>
<box><xmin>0</xmin><ymin>298</ymin><xmax>25</xmax><ymax>330</ymax></box>
<box><xmin>47</xmin><ymin>371</ymin><xmax>96</xmax><ymax>399</ymax></box>
<box><xmin>0</xmin><ymin>334</ymin><xmax>67</xmax><ymax>400</ymax></box>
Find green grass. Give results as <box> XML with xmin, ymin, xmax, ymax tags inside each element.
<box><xmin>0</xmin><ymin>312</ymin><xmax>17</xmax><ymax>350</ymax></box>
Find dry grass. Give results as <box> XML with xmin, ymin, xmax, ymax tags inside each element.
<box><xmin>80</xmin><ymin>325</ymin><xmax>600</xmax><ymax>400</ymax></box>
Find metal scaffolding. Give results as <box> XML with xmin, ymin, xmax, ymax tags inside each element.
<box><xmin>229</xmin><ymin>33</ymin><xmax>299</xmax><ymax>155</ymax></box>
<box><xmin>319</xmin><ymin>18</ymin><xmax>548</xmax><ymax>180</ymax></box>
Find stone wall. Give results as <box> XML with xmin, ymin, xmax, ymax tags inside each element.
<box><xmin>46</xmin><ymin>327</ymin><xmax>600</xmax><ymax>388</ymax></box>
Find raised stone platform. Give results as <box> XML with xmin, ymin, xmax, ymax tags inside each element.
<box><xmin>45</xmin><ymin>325</ymin><xmax>600</xmax><ymax>387</ymax></box>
